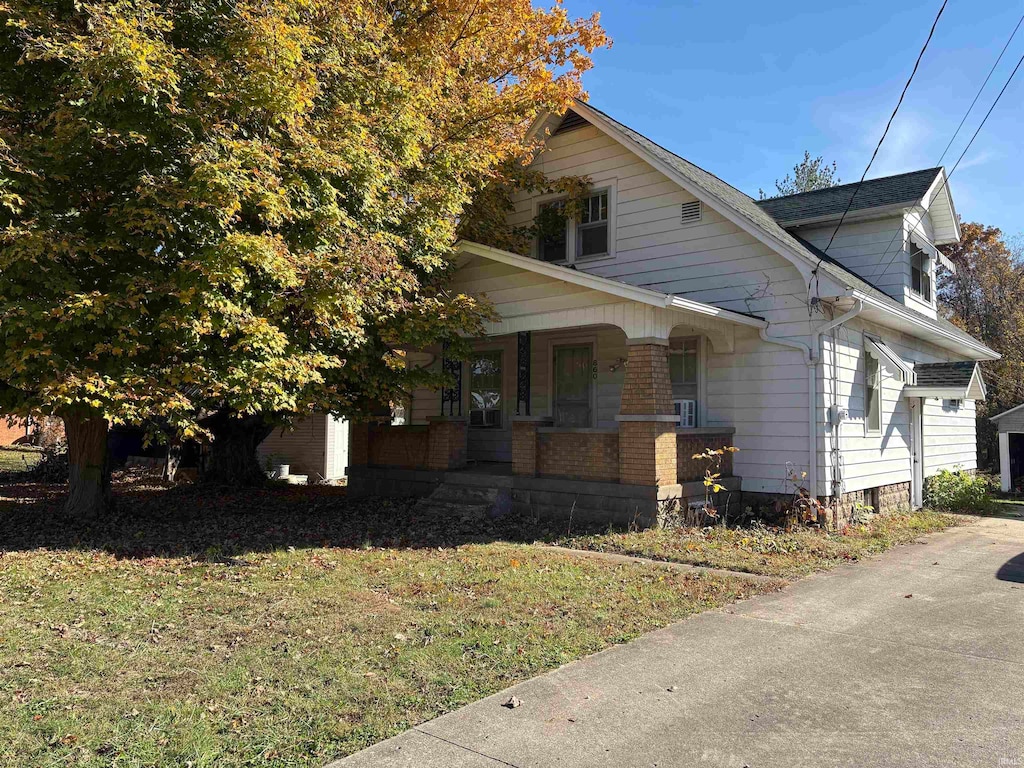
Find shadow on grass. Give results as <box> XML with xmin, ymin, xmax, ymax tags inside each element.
<box><xmin>0</xmin><ymin>473</ymin><xmax>581</xmax><ymax>560</ymax></box>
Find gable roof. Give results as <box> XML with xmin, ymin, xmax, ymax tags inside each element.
<box><xmin>904</xmin><ymin>361</ymin><xmax>986</xmax><ymax>400</ymax></box>
<box><xmin>551</xmin><ymin>101</ymin><xmax>996</xmax><ymax>361</ymax></box>
<box><xmin>990</xmin><ymin>402</ymin><xmax>1024</xmax><ymax>422</ymax></box>
<box><xmin>754</xmin><ymin>169</ymin><xmax>943</xmax><ymax>225</ymax></box>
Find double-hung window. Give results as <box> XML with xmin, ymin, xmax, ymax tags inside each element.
<box><xmin>910</xmin><ymin>244</ymin><xmax>931</xmax><ymax>303</ymax></box>
<box><xmin>669</xmin><ymin>337</ymin><xmax>700</xmax><ymax>427</ymax></box>
<box><xmin>535</xmin><ymin>189</ymin><xmax>612</xmax><ymax>263</ymax></box>
<box><xmin>576</xmin><ymin>192</ymin><xmax>608</xmax><ymax>258</ymax></box>
<box><xmin>865</xmin><ymin>353</ymin><xmax>882</xmax><ymax>434</ymax></box>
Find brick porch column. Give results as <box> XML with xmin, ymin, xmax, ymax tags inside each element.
<box><xmin>616</xmin><ymin>341</ymin><xmax>678</xmax><ymax>486</ymax></box>
<box><xmin>426</xmin><ymin>416</ymin><xmax>467</xmax><ymax>471</ymax></box>
<box><xmin>512</xmin><ymin>416</ymin><xmax>553</xmax><ymax>476</ymax></box>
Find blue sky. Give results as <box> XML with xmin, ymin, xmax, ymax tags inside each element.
<box><xmin>561</xmin><ymin>0</ymin><xmax>1024</xmax><ymax>237</ymax></box>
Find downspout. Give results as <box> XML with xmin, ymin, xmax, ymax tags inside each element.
<box><xmin>759</xmin><ymin>299</ymin><xmax>863</xmax><ymax>499</ymax></box>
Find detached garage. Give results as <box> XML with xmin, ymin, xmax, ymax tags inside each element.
<box><xmin>992</xmin><ymin>404</ymin><xmax>1024</xmax><ymax>493</ymax></box>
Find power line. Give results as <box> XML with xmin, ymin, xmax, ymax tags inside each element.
<box><xmin>869</xmin><ymin>45</ymin><xmax>1024</xmax><ymax>286</ymax></box>
<box><xmin>817</xmin><ymin>0</ymin><xmax>948</xmax><ymax>259</ymax></box>
<box><xmin>937</xmin><ymin>12</ymin><xmax>1024</xmax><ymax>166</ymax></box>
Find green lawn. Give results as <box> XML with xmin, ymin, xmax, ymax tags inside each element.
<box><xmin>0</xmin><ymin>479</ymin><xmax>773</xmax><ymax>767</ymax></box>
<box><xmin>561</xmin><ymin>509</ymin><xmax>964</xmax><ymax>578</ymax></box>
<box><xmin>0</xmin><ymin>447</ymin><xmax>42</xmax><ymax>474</ymax></box>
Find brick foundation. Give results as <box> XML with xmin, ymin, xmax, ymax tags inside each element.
<box><xmin>537</xmin><ymin>429</ymin><xmax>619</xmax><ymax>482</ymax></box>
<box><xmin>877</xmin><ymin>481</ymin><xmax>911</xmax><ymax>513</ymax></box>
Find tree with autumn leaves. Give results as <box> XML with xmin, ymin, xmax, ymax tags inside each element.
<box><xmin>0</xmin><ymin>0</ymin><xmax>609</xmax><ymax>515</ymax></box>
<box><xmin>939</xmin><ymin>222</ymin><xmax>1024</xmax><ymax>468</ymax></box>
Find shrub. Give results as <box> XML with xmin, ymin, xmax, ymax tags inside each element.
<box><xmin>925</xmin><ymin>468</ymin><xmax>992</xmax><ymax>513</ymax></box>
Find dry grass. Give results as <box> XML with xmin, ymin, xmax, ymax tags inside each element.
<box><xmin>562</xmin><ymin>509</ymin><xmax>965</xmax><ymax>578</ymax></box>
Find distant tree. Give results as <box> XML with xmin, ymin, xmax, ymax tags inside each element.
<box><xmin>939</xmin><ymin>222</ymin><xmax>1024</xmax><ymax>468</ymax></box>
<box><xmin>0</xmin><ymin>0</ymin><xmax>609</xmax><ymax>515</ymax></box>
<box><xmin>760</xmin><ymin>151</ymin><xmax>841</xmax><ymax>199</ymax></box>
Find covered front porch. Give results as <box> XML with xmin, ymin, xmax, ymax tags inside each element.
<box><xmin>347</xmin><ymin>242</ymin><xmax>766</xmax><ymax>525</ymax></box>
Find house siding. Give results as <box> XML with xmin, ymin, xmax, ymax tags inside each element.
<box><xmin>258</xmin><ymin>414</ymin><xmax>328</xmax><ymax>479</ymax></box>
<box><xmin>507</xmin><ymin>121</ymin><xmax>818</xmax><ymax>493</ymax></box>
<box><xmin>819</xmin><ymin>318</ymin><xmax>978</xmax><ymax>499</ymax></box>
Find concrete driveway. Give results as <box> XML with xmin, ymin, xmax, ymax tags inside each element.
<box><xmin>333</xmin><ymin>515</ymin><xmax>1024</xmax><ymax>768</ymax></box>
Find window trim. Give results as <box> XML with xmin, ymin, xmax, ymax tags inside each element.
<box><xmin>668</xmin><ymin>335</ymin><xmax>705</xmax><ymax>428</ymax></box>
<box><xmin>908</xmin><ymin>238</ymin><xmax>933</xmax><ymax>305</ymax></box>
<box><xmin>531</xmin><ymin>183</ymin><xmax>616</xmax><ymax>265</ymax></box>
<box><xmin>864</xmin><ymin>350</ymin><xmax>882</xmax><ymax>436</ymax></box>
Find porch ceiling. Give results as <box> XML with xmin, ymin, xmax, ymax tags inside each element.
<box><xmin>454</xmin><ymin>241</ymin><xmax>766</xmax><ymax>353</ymax></box>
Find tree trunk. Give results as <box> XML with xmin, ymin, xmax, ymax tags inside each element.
<box><xmin>202</xmin><ymin>412</ymin><xmax>273</xmax><ymax>487</ymax></box>
<box><xmin>163</xmin><ymin>437</ymin><xmax>182</xmax><ymax>483</ymax></box>
<box><xmin>62</xmin><ymin>412</ymin><xmax>112</xmax><ymax>517</ymax></box>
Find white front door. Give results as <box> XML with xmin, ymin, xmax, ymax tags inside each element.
<box><xmin>910</xmin><ymin>398</ymin><xmax>924</xmax><ymax>508</ymax></box>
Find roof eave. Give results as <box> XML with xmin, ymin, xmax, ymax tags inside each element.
<box><xmin>849</xmin><ymin>290</ymin><xmax>1000</xmax><ymax>361</ymax></box>
<box><xmin>454</xmin><ymin>240</ymin><xmax>768</xmax><ymax>330</ymax></box>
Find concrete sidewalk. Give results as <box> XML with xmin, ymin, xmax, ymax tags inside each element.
<box><xmin>333</xmin><ymin>516</ymin><xmax>1024</xmax><ymax>768</ymax></box>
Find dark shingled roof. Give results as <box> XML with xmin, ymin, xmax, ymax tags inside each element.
<box><xmin>915</xmin><ymin>361</ymin><xmax>978</xmax><ymax>387</ymax></box>
<box><xmin>754</xmin><ymin>168</ymin><xmax>942</xmax><ymax>225</ymax></box>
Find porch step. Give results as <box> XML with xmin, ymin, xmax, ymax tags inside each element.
<box><xmin>412</xmin><ymin>482</ymin><xmax>509</xmax><ymax>519</ymax></box>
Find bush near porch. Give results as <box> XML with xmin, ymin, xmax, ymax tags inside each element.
<box><xmin>0</xmin><ymin>473</ymin><xmax>773</xmax><ymax>767</ymax></box>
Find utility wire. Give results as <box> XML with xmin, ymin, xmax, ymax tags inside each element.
<box><xmin>868</xmin><ymin>45</ymin><xmax>1024</xmax><ymax>286</ymax></box>
<box><xmin>937</xmin><ymin>11</ymin><xmax>1024</xmax><ymax>165</ymax></box>
<box><xmin>817</xmin><ymin>0</ymin><xmax>948</xmax><ymax>260</ymax></box>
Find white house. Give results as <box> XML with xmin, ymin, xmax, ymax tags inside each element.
<box><xmin>347</xmin><ymin>100</ymin><xmax>997</xmax><ymax>525</ymax></box>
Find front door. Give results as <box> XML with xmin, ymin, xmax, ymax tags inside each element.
<box><xmin>910</xmin><ymin>397</ymin><xmax>924</xmax><ymax>508</ymax></box>
<box><xmin>553</xmin><ymin>345</ymin><xmax>593</xmax><ymax>427</ymax></box>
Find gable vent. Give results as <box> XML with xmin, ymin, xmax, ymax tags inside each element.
<box><xmin>554</xmin><ymin>109</ymin><xmax>589</xmax><ymax>135</ymax></box>
<box><xmin>680</xmin><ymin>200</ymin><xmax>702</xmax><ymax>224</ymax></box>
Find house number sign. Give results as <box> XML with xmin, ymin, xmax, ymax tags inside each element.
<box><xmin>592</xmin><ymin>360</ymin><xmax>598</xmax><ymax>380</ymax></box>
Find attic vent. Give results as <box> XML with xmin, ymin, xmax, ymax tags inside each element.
<box><xmin>554</xmin><ymin>109</ymin><xmax>588</xmax><ymax>135</ymax></box>
<box><xmin>680</xmin><ymin>200</ymin><xmax>702</xmax><ymax>224</ymax></box>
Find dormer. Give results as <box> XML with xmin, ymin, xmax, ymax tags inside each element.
<box><xmin>756</xmin><ymin>168</ymin><xmax>960</xmax><ymax>318</ymax></box>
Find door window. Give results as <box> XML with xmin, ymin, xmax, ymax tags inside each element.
<box><xmin>553</xmin><ymin>345</ymin><xmax>592</xmax><ymax>427</ymax></box>
<box><xmin>469</xmin><ymin>351</ymin><xmax>502</xmax><ymax>428</ymax></box>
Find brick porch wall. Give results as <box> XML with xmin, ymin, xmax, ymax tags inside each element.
<box><xmin>425</xmin><ymin>418</ymin><xmax>467</xmax><ymax>471</ymax></box>
<box><xmin>677</xmin><ymin>433</ymin><xmax>735</xmax><ymax>482</ymax></box>
<box><xmin>619</xmin><ymin>421</ymin><xmax>676</xmax><ymax>486</ymax></box>
<box><xmin>537</xmin><ymin>430</ymin><xmax>619</xmax><ymax>482</ymax></box>
<box><xmin>367</xmin><ymin>425</ymin><xmax>430</xmax><ymax>469</ymax></box>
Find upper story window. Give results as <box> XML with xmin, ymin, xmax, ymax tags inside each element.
<box><xmin>535</xmin><ymin>188</ymin><xmax>614</xmax><ymax>264</ymax></box>
<box><xmin>910</xmin><ymin>244</ymin><xmax>932</xmax><ymax>303</ymax></box>
<box><xmin>577</xmin><ymin>192</ymin><xmax>609</xmax><ymax>258</ymax></box>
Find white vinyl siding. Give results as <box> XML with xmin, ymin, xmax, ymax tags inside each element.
<box><xmin>506</xmin><ymin>123</ymin><xmax>818</xmax><ymax>493</ymax></box>
<box><xmin>819</xmin><ymin>318</ymin><xmax>978</xmax><ymax>497</ymax></box>
<box><xmin>257</xmin><ymin>413</ymin><xmax>348</xmax><ymax>481</ymax></box>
